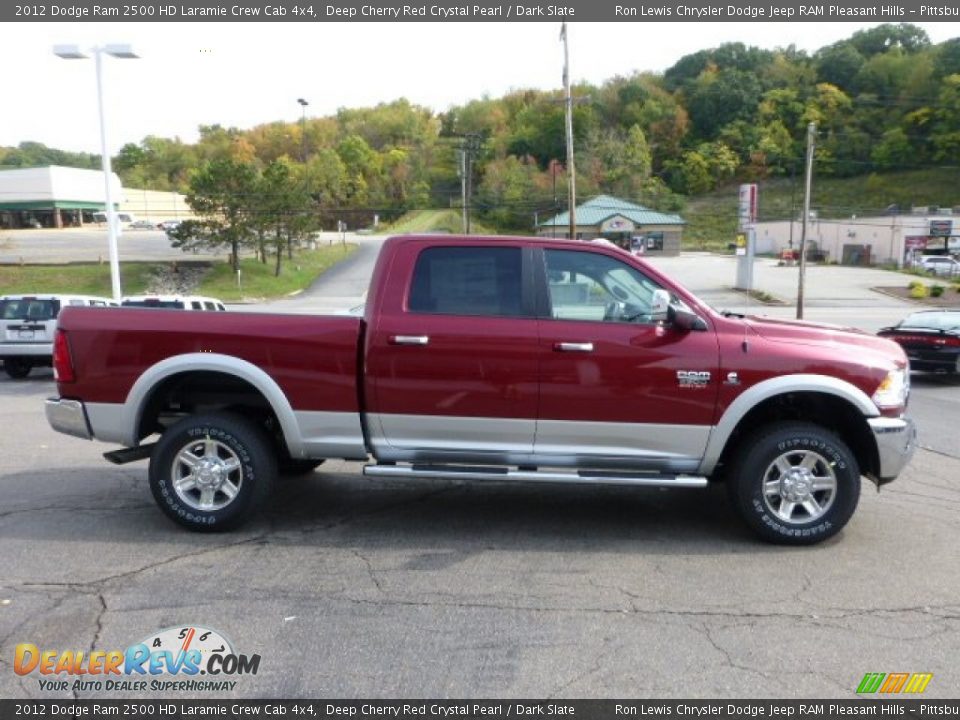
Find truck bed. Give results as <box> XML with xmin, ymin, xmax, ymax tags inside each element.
<box><xmin>56</xmin><ymin>307</ymin><xmax>363</xmax><ymax>413</ymax></box>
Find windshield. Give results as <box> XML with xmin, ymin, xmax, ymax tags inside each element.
<box><xmin>0</xmin><ymin>298</ymin><xmax>60</xmax><ymax>321</ymax></box>
<box><xmin>898</xmin><ymin>312</ymin><xmax>960</xmax><ymax>332</ymax></box>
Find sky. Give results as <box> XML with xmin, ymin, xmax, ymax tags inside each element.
<box><xmin>3</xmin><ymin>21</ymin><xmax>959</xmax><ymax>155</ymax></box>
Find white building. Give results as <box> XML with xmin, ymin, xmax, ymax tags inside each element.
<box><xmin>0</xmin><ymin>165</ymin><xmax>190</xmax><ymax>229</ymax></box>
<box><xmin>754</xmin><ymin>208</ymin><xmax>960</xmax><ymax>267</ymax></box>
<box><xmin>0</xmin><ymin>165</ymin><xmax>124</xmax><ymax>229</ymax></box>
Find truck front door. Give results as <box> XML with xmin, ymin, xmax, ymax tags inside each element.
<box><xmin>534</xmin><ymin>247</ymin><xmax>720</xmax><ymax>473</ymax></box>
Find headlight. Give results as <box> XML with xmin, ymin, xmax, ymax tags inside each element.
<box><xmin>872</xmin><ymin>368</ymin><xmax>909</xmax><ymax>411</ymax></box>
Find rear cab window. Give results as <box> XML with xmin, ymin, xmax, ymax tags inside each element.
<box><xmin>408</xmin><ymin>246</ymin><xmax>525</xmax><ymax>317</ymax></box>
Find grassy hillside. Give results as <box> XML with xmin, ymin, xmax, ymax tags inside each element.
<box><xmin>684</xmin><ymin>168</ymin><xmax>960</xmax><ymax>251</ymax></box>
<box><xmin>385</xmin><ymin>209</ymin><xmax>498</xmax><ymax>236</ymax></box>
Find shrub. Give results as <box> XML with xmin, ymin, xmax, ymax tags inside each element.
<box><xmin>910</xmin><ymin>284</ymin><xmax>930</xmax><ymax>299</ymax></box>
<box><xmin>908</xmin><ymin>280</ymin><xmax>925</xmax><ymax>290</ymax></box>
<box><xmin>931</xmin><ymin>285</ymin><xmax>945</xmax><ymax>297</ymax></box>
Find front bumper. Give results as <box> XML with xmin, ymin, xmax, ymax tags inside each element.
<box><xmin>45</xmin><ymin>398</ymin><xmax>92</xmax><ymax>440</ymax></box>
<box><xmin>868</xmin><ymin>416</ymin><xmax>916</xmax><ymax>482</ymax></box>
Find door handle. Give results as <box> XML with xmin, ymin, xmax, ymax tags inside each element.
<box><xmin>390</xmin><ymin>335</ymin><xmax>430</xmax><ymax>346</ymax></box>
<box><xmin>554</xmin><ymin>342</ymin><xmax>594</xmax><ymax>352</ymax></box>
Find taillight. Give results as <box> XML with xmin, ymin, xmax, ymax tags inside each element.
<box><xmin>53</xmin><ymin>330</ymin><xmax>75</xmax><ymax>383</ymax></box>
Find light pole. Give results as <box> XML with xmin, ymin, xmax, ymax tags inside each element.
<box><xmin>297</xmin><ymin>98</ymin><xmax>309</xmax><ymax>163</ymax></box>
<box><xmin>54</xmin><ymin>43</ymin><xmax>139</xmax><ymax>301</ymax></box>
<box><xmin>560</xmin><ymin>22</ymin><xmax>577</xmax><ymax>239</ymax></box>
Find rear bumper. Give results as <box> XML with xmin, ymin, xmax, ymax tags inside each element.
<box><xmin>868</xmin><ymin>416</ymin><xmax>916</xmax><ymax>482</ymax></box>
<box><xmin>45</xmin><ymin>398</ymin><xmax>92</xmax><ymax>440</ymax></box>
<box><xmin>0</xmin><ymin>342</ymin><xmax>52</xmax><ymax>358</ymax></box>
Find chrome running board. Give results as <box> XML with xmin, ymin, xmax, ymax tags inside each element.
<box><xmin>363</xmin><ymin>463</ymin><xmax>708</xmax><ymax>488</ymax></box>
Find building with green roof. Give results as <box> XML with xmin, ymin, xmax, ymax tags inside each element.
<box><xmin>537</xmin><ymin>194</ymin><xmax>685</xmax><ymax>255</ymax></box>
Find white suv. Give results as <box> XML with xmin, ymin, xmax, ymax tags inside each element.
<box><xmin>121</xmin><ymin>295</ymin><xmax>227</xmax><ymax>311</ymax></box>
<box><xmin>0</xmin><ymin>295</ymin><xmax>116</xmax><ymax>379</ymax></box>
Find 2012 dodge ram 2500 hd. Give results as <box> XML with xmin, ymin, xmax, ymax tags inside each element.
<box><xmin>45</xmin><ymin>235</ymin><xmax>916</xmax><ymax>544</ymax></box>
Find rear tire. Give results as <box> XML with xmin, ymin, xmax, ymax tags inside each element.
<box><xmin>4</xmin><ymin>358</ymin><xmax>32</xmax><ymax>379</ymax></box>
<box><xmin>727</xmin><ymin>422</ymin><xmax>860</xmax><ymax>545</ymax></box>
<box><xmin>149</xmin><ymin>412</ymin><xmax>276</xmax><ymax>531</ymax></box>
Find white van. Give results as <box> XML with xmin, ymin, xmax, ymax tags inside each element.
<box><xmin>120</xmin><ymin>295</ymin><xmax>227</xmax><ymax>312</ymax></box>
<box><xmin>0</xmin><ymin>294</ymin><xmax>117</xmax><ymax>379</ymax></box>
<box><xmin>92</xmin><ymin>211</ymin><xmax>136</xmax><ymax>226</ymax></box>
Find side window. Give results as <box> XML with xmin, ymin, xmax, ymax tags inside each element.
<box><xmin>408</xmin><ymin>246</ymin><xmax>524</xmax><ymax>317</ymax></box>
<box><xmin>191</xmin><ymin>301</ymin><xmax>203</xmax><ymax>310</ymax></box>
<box><xmin>544</xmin><ymin>249</ymin><xmax>666</xmax><ymax>324</ymax></box>
<box><xmin>203</xmin><ymin>302</ymin><xmax>216</xmax><ymax>311</ymax></box>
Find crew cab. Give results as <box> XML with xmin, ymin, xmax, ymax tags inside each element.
<box><xmin>45</xmin><ymin>235</ymin><xmax>916</xmax><ymax>544</ymax></box>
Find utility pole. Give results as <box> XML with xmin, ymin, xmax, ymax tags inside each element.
<box><xmin>466</xmin><ymin>135</ymin><xmax>475</xmax><ymax>234</ymax></box>
<box><xmin>458</xmin><ymin>147</ymin><xmax>467</xmax><ymax>233</ymax></box>
<box><xmin>797</xmin><ymin>122</ymin><xmax>816</xmax><ymax>320</ymax></box>
<box><xmin>561</xmin><ymin>22</ymin><xmax>577</xmax><ymax>239</ymax></box>
<box><xmin>551</xmin><ymin>160</ymin><xmax>558</xmax><ymax>238</ymax></box>
<box><xmin>460</xmin><ymin>133</ymin><xmax>480</xmax><ymax>234</ymax></box>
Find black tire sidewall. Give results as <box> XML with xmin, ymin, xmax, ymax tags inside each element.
<box><xmin>4</xmin><ymin>358</ymin><xmax>32</xmax><ymax>379</ymax></box>
<box><xmin>730</xmin><ymin>423</ymin><xmax>861</xmax><ymax>545</ymax></box>
<box><xmin>149</xmin><ymin>413</ymin><xmax>275</xmax><ymax>531</ymax></box>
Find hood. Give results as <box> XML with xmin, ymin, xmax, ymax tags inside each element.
<box><xmin>744</xmin><ymin>315</ymin><xmax>907</xmax><ymax>366</ymax></box>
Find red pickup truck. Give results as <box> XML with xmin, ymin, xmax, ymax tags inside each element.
<box><xmin>45</xmin><ymin>235</ymin><xmax>916</xmax><ymax>544</ymax></box>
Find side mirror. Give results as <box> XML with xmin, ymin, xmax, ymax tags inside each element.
<box><xmin>650</xmin><ymin>289</ymin><xmax>670</xmax><ymax>321</ymax></box>
<box><xmin>668</xmin><ymin>305</ymin><xmax>709</xmax><ymax>332</ymax></box>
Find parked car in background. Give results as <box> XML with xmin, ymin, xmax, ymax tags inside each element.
<box><xmin>128</xmin><ymin>220</ymin><xmax>156</xmax><ymax>230</ymax></box>
<box><xmin>878</xmin><ymin>309</ymin><xmax>960</xmax><ymax>373</ymax></box>
<box><xmin>917</xmin><ymin>255</ymin><xmax>960</xmax><ymax>277</ymax></box>
<box><xmin>121</xmin><ymin>295</ymin><xmax>226</xmax><ymax>311</ymax></box>
<box><xmin>0</xmin><ymin>294</ymin><xmax>115</xmax><ymax>379</ymax></box>
<box><xmin>157</xmin><ymin>220</ymin><xmax>182</xmax><ymax>232</ymax></box>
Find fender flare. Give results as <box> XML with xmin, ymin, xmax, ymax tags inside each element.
<box><xmin>121</xmin><ymin>353</ymin><xmax>303</xmax><ymax>456</ymax></box>
<box><xmin>698</xmin><ymin>373</ymin><xmax>878</xmax><ymax>475</ymax></box>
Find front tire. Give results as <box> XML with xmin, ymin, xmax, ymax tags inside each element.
<box><xmin>4</xmin><ymin>358</ymin><xmax>32</xmax><ymax>379</ymax></box>
<box><xmin>727</xmin><ymin>422</ymin><xmax>861</xmax><ymax>545</ymax></box>
<box><xmin>149</xmin><ymin>412</ymin><xmax>276</xmax><ymax>531</ymax></box>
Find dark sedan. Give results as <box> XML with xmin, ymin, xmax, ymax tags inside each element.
<box><xmin>878</xmin><ymin>309</ymin><xmax>960</xmax><ymax>373</ymax></box>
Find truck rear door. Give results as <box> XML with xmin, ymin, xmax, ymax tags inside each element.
<box><xmin>364</xmin><ymin>240</ymin><xmax>540</xmax><ymax>460</ymax></box>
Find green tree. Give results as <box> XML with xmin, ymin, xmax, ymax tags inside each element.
<box><xmin>177</xmin><ymin>158</ymin><xmax>258</xmax><ymax>270</ymax></box>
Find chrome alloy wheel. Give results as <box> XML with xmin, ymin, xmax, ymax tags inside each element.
<box><xmin>762</xmin><ymin>449</ymin><xmax>837</xmax><ymax>524</ymax></box>
<box><xmin>171</xmin><ymin>436</ymin><xmax>243</xmax><ymax>512</ymax></box>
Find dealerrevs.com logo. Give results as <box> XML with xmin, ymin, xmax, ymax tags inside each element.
<box><xmin>14</xmin><ymin>625</ymin><xmax>260</xmax><ymax>693</ymax></box>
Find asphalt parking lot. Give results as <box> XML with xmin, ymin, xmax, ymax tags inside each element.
<box><xmin>2</xmin><ymin>249</ymin><xmax>959</xmax><ymax>700</ymax></box>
